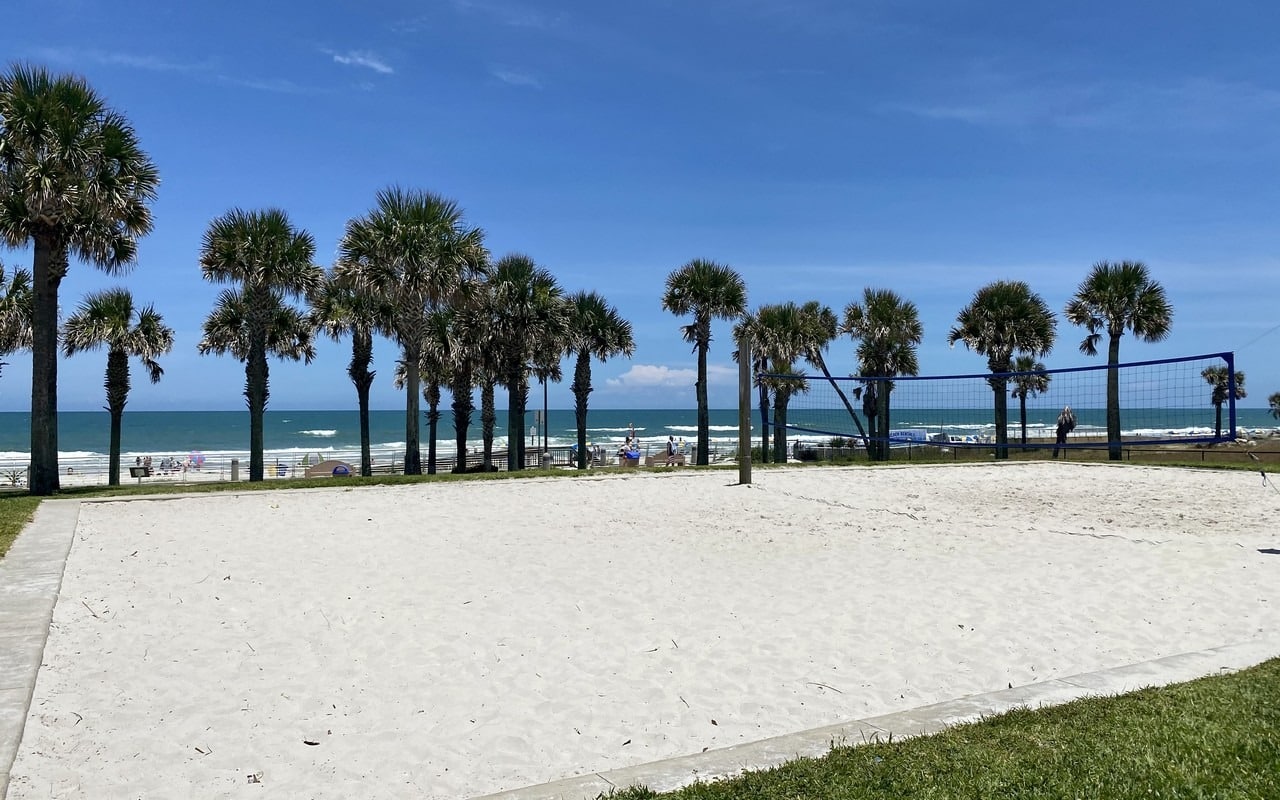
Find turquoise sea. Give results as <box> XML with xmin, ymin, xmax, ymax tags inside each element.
<box><xmin>0</xmin><ymin>408</ymin><xmax>743</xmax><ymax>470</ymax></box>
<box><xmin>1</xmin><ymin>406</ymin><xmax>1276</xmax><ymax>471</ymax></box>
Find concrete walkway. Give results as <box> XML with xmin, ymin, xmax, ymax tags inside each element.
<box><xmin>0</xmin><ymin>500</ymin><xmax>79</xmax><ymax>799</ymax></box>
<box><xmin>0</xmin><ymin>498</ymin><xmax>1275</xmax><ymax>799</ymax></box>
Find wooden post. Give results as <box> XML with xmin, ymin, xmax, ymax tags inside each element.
<box><xmin>738</xmin><ymin>333</ymin><xmax>752</xmax><ymax>485</ymax></box>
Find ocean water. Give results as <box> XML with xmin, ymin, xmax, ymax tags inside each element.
<box><xmin>1</xmin><ymin>406</ymin><xmax>1275</xmax><ymax>471</ymax></box>
<box><xmin>0</xmin><ymin>408</ymin><xmax>744</xmax><ymax>470</ymax></box>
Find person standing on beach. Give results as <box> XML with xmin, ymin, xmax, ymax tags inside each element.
<box><xmin>1054</xmin><ymin>405</ymin><xmax>1077</xmax><ymax>458</ymax></box>
<box><xmin>665</xmin><ymin>435</ymin><xmax>677</xmax><ymax>466</ymax></box>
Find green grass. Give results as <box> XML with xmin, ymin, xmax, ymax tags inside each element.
<box><xmin>0</xmin><ymin>493</ymin><xmax>40</xmax><ymax>559</ymax></box>
<box><xmin>608</xmin><ymin>658</ymin><xmax>1280</xmax><ymax>799</ymax></box>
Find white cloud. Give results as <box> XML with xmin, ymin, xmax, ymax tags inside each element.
<box><xmin>607</xmin><ymin>364</ymin><xmax>737</xmax><ymax>389</ymax></box>
<box><xmin>329</xmin><ymin>50</ymin><xmax>394</xmax><ymax>75</ymax></box>
<box><xmin>490</xmin><ymin>67</ymin><xmax>542</xmax><ymax>89</ymax></box>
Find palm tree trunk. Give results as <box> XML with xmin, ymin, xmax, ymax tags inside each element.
<box><xmin>814</xmin><ymin>355</ymin><xmax>870</xmax><ymax>453</ymax></box>
<box><xmin>28</xmin><ymin>237</ymin><xmax>64</xmax><ymax>495</ymax></box>
<box><xmin>107</xmin><ymin>408</ymin><xmax>123</xmax><ymax>486</ymax></box>
<box><xmin>404</xmin><ymin>343</ymin><xmax>422</xmax><ymax>475</ymax></box>
<box><xmin>357</xmin><ymin>382</ymin><xmax>373</xmax><ymax>477</ymax></box>
<box><xmin>481</xmin><ymin>379</ymin><xmax>496</xmax><ymax>469</ymax></box>
<box><xmin>350</xmin><ymin>328</ymin><xmax>374</xmax><ymax>477</ymax></box>
<box><xmin>426</xmin><ymin>381</ymin><xmax>440</xmax><ymax>475</ymax></box>
<box><xmin>1214</xmin><ymin>402</ymin><xmax>1223</xmax><ymax>438</ymax></box>
<box><xmin>864</xmin><ymin>407</ymin><xmax>878</xmax><ymax>459</ymax></box>
<box><xmin>573</xmin><ymin>351</ymin><xmax>591</xmax><ymax>470</ymax></box>
<box><xmin>992</xmin><ymin>376</ymin><xmax>1009</xmax><ymax>460</ymax></box>
<box><xmin>757</xmin><ymin>381</ymin><xmax>770</xmax><ymax>463</ymax></box>
<box><xmin>1106</xmin><ymin>333</ymin><xmax>1122</xmax><ymax>461</ymax></box>
<box><xmin>105</xmin><ymin>348</ymin><xmax>130</xmax><ymax>487</ymax></box>
<box><xmin>877</xmin><ymin>380</ymin><xmax>891</xmax><ymax>462</ymax></box>
<box><xmin>246</xmin><ymin>339</ymin><xmax>268</xmax><ymax>482</ymax></box>
<box><xmin>696</xmin><ymin>333</ymin><xmax>710</xmax><ymax>466</ymax></box>
<box><xmin>773</xmin><ymin>391</ymin><xmax>790</xmax><ymax>463</ymax></box>
<box><xmin>508</xmin><ymin>379</ymin><xmax>528</xmax><ymax>471</ymax></box>
<box><xmin>451</xmin><ymin>370</ymin><xmax>474</xmax><ymax>474</ymax></box>
<box><xmin>1018</xmin><ymin>392</ymin><xmax>1029</xmax><ymax>450</ymax></box>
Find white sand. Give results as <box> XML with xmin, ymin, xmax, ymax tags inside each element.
<box><xmin>9</xmin><ymin>463</ymin><xmax>1280</xmax><ymax>798</ymax></box>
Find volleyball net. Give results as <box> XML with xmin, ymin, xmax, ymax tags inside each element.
<box><xmin>760</xmin><ymin>352</ymin><xmax>1238</xmax><ymax>452</ymax></box>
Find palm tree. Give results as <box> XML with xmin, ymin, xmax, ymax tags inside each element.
<box><xmin>457</xmin><ymin>275</ymin><xmax>505</xmax><ymax>471</ymax></box>
<box><xmin>478</xmin><ymin>365</ymin><xmax>500</xmax><ymax>470</ymax></box>
<box><xmin>198</xmin><ymin>208</ymin><xmax>321</xmax><ymax>482</ymax></box>
<box><xmin>750</xmin><ymin>303</ymin><xmax>811</xmax><ymax>463</ymax></box>
<box><xmin>1201</xmin><ymin>366</ymin><xmax>1246</xmax><ymax>438</ymax></box>
<box><xmin>444</xmin><ymin>273</ymin><xmax>493</xmax><ymax>473</ymax></box>
<box><xmin>948</xmin><ymin>281</ymin><xmax>1056</xmax><ymax>459</ymax></box>
<box><xmin>1009</xmin><ymin>355</ymin><xmax>1051</xmax><ymax>450</ymax></box>
<box><xmin>1064</xmin><ymin>261</ymin><xmax>1173</xmax><ymax>461</ymax></box>
<box><xmin>61</xmin><ymin>289</ymin><xmax>173</xmax><ymax>485</ymax></box>
<box><xmin>567</xmin><ymin>291</ymin><xmax>634</xmax><ymax>470</ymax></box>
<box><xmin>767</xmin><ymin>364</ymin><xmax>808</xmax><ymax>462</ymax></box>
<box><xmin>488</xmin><ymin>254</ymin><xmax>572</xmax><ymax>471</ymax></box>
<box><xmin>842</xmin><ymin>289</ymin><xmax>923</xmax><ymax>461</ymax></box>
<box><xmin>0</xmin><ymin>64</ymin><xmax>159</xmax><ymax>494</ymax></box>
<box><xmin>421</xmin><ymin>309</ymin><xmax>452</xmax><ymax>474</ymax></box>
<box><xmin>0</xmin><ymin>259</ymin><xmax>33</xmax><ymax>378</ymax></box>
<box><xmin>390</xmin><ymin>329</ymin><xmax>450</xmax><ymax>475</ymax></box>
<box><xmin>661</xmin><ymin>259</ymin><xmax>748</xmax><ymax>466</ymax></box>
<box><xmin>336</xmin><ymin>187</ymin><xmax>487</xmax><ymax>475</ymax></box>
<box><xmin>1270</xmin><ymin>392</ymin><xmax>1280</xmax><ymax>420</ymax></box>
<box><xmin>795</xmin><ymin>301</ymin><xmax>870</xmax><ymax>452</ymax></box>
<box><xmin>465</xmin><ymin>296</ymin><xmax>504</xmax><ymax>473</ymax></box>
<box><xmin>308</xmin><ymin>269</ymin><xmax>385</xmax><ymax>477</ymax></box>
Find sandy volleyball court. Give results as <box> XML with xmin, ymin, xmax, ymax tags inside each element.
<box><xmin>8</xmin><ymin>463</ymin><xmax>1280</xmax><ymax>798</ymax></box>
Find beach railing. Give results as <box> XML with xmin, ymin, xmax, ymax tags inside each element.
<box><xmin>26</xmin><ymin>434</ymin><xmax>1273</xmax><ymax>487</ymax></box>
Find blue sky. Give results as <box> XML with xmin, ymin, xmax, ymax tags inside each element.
<box><xmin>2</xmin><ymin>0</ymin><xmax>1278</xmax><ymax>412</ymax></box>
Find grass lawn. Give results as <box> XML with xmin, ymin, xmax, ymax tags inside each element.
<box><xmin>0</xmin><ymin>493</ymin><xmax>39</xmax><ymax>560</ymax></box>
<box><xmin>608</xmin><ymin>658</ymin><xmax>1280</xmax><ymax>799</ymax></box>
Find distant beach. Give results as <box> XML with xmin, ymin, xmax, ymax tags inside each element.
<box><xmin>1</xmin><ymin>407</ymin><xmax>1277</xmax><ymax>485</ymax></box>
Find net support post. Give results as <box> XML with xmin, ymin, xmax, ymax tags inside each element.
<box><xmin>738</xmin><ymin>334</ymin><xmax>752</xmax><ymax>485</ymax></box>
